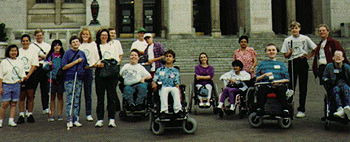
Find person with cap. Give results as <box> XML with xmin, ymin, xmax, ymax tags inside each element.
<box><xmin>143</xmin><ymin>33</ymin><xmax>165</xmax><ymax>76</ymax></box>
<box><xmin>131</xmin><ymin>27</ymin><xmax>148</xmax><ymax>55</ymax></box>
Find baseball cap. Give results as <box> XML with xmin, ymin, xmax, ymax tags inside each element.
<box><xmin>144</xmin><ymin>33</ymin><xmax>152</xmax><ymax>39</ymax></box>
<box><xmin>137</xmin><ymin>27</ymin><xmax>146</xmax><ymax>33</ymax></box>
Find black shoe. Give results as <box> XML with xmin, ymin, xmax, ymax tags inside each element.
<box><xmin>160</xmin><ymin>112</ymin><xmax>167</xmax><ymax>119</ymax></box>
<box><xmin>17</xmin><ymin>116</ymin><xmax>25</xmax><ymax>124</ymax></box>
<box><xmin>136</xmin><ymin>104</ymin><xmax>144</xmax><ymax>111</ymax></box>
<box><xmin>177</xmin><ymin>111</ymin><xmax>184</xmax><ymax>118</ymax></box>
<box><xmin>27</xmin><ymin>115</ymin><xmax>35</xmax><ymax>123</ymax></box>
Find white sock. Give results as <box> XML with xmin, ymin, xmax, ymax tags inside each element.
<box><xmin>0</xmin><ymin>119</ymin><xmax>3</xmax><ymax>123</ymax></box>
<box><xmin>19</xmin><ymin>112</ymin><xmax>25</xmax><ymax>117</ymax></box>
<box><xmin>109</xmin><ymin>119</ymin><xmax>115</xmax><ymax>122</ymax></box>
<box><xmin>9</xmin><ymin>118</ymin><xmax>14</xmax><ymax>123</ymax></box>
<box><xmin>27</xmin><ymin>112</ymin><xmax>32</xmax><ymax>116</ymax></box>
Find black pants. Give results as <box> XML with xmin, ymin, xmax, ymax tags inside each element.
<box><xmin>33</xmin><ymin>66</ymin><xmax>49</xmax><ymax>110</ymax></box>
<box><xmin>257</xmin><ymin>84</ymin><xmax>288</xmax><ymax>110</ymax></box>
<box><xmin>288</xmin><ymin>58</ymin><xmax>308</xmax><ymax>112</ymax></box>
<box><xmin>95</xmin><ymin>69</ymin><xmax>120</xmax><ymax>120</ymax></box>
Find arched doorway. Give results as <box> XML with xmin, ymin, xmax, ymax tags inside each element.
<box><xmin>193</xmin><ymin>0</ymin><xmax>211</xmax><ymax>35</ymax></box>
<box><xmin>220</xmin><ymin>0</ymin><xmax>237</xmax><ymax>35</ymax></box>
<box><xmin>272</xmin><ymin>0</ymin><xmax>287</xmax><ymax>34</ymax></box>
<box><xmin>296</xmin><ymin>0</ymin><xmax>313</xmax><ymax>34</ymax></box>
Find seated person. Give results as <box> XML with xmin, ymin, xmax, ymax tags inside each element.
<box><xmin>255</xmin><ymin>43</ymin><xmax>290</xmax><ymax>114</ymax></box>
<box><xmin>218</xmin><ymin>60</ymin><xmax>251</xmax><ymax>110</ymax></box>
<box><xmin>120</xmin><ymin>49</ymin><xmax>152</xmax><ymax>109</ymax></box>
<box><xmin>195</xmin><ymin>52</ymin><xmax>214</xmax><ymax>106</ymax></box>
<box><xmin>152</xmin><ymin>50</ymin><xmax>182</xmax><ymax>114</ymax></box>
<box><xmin>323</xmin><ymin>50</ymin><xmax>350</xmax><ymax>119</ymax></box>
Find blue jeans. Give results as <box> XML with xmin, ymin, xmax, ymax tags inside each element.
<box><xmin>123</xmin><ymin>83</ymin><xmax>148</xmax><ymax>105</ymax></box>
<box><xmin>332</xmin><ymin>84</ymin><xmax>350</xmax><ymax>107</ymax></box>
<box><xmin>65</xmin><ymin>79</ymin><xmax>83</xmax><ymax>122</ymax></box>
<box><xmin>82</xmin><ymin>69</ymin><xmax>93</xmax><ymax>116</ymax></box>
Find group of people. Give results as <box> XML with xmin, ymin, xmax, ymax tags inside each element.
<box><xmin>195</xmin><ymin>22</ymin><xmax>349</xmax><ymax>119</ymax></box>
<box><xmin>0</xmin><ymin>21</ymin><xmax>349</xmax><ymax>129</ymax></box>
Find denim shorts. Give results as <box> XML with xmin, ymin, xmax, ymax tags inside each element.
<box><xmin>2</xmin><ymin>83</ymin><xmax>21</xmax><ymax>102</ymax></box>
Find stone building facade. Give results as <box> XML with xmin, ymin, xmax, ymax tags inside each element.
<box><xmin>0</xmin><ymin>0</ymin><xmax>349</xmax><ymax>38</ymax></box>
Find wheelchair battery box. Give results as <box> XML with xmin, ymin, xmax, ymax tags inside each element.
<box><xmin>264</xmin><ymin>99</ymin><xmax>282</xmax><ymax>115</ymax></box>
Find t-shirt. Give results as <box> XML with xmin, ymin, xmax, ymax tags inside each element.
<box><xmin>256</xmin><ymin>60</ymin><xmax>290</xmax><ymax>82</ymax></box>
<box><xmin>120</xmin><ymin>63</ymin><xmax>151</xmax><ymax>86</ymax></box>
<box><xmin>110</xmin><ymin>40</ymin><xmax>124</xmax><ymax>62</ymax></box>
<box><xmin>0</xmin><ymin>58</ymin><xmax>27</xmax><ymax>84</ymax></box>
<box><xmin>319</xmin><ymin>39</ymin><xmax>327</xmax><ymax>65</ymax></box>
<box><xmin>131</xmin><ymin>39</ymin><xmax>148</xmax><ymax>52</ymax></box>
<box><xmin>79</xmin><ymin>42</ymin><xmax>99</xmax><ymax>66</ymax></box>
<box><xmin>18</xmin><ymin>47</ymin><xmax>39</xmax><ymax>72</ymax></box>
<box><xmin>281</xmin><ymin>34</ymin><xmax>316</xmax><ymax>60</ymax></box>
<box><xmin>147</xmin><ymin>44</ymin><xmax>155</xmax><ymax>71</ymax></box>
<box><xmin>99</xmin><ymin>42</ymin><xmax>122</xmax><ymax>62</ymax></box>
<box><xmin>220</xmin><ymin>70</ymin><xmax>251</xmax><ymax>86</ymax></box>
<box><xmin>30</xmin><ymin>41</ymin><xmax>51</xmax><ymax>64</ymax></box>
<box><xmin>153</xmin><ymin>66</ymin><xmax>180</xmax><ymax>87</ymax></box>
<box><xmin>195</xmin><ymin>65</ymin><xmax>214</xmax><ymax>85</ymax></box>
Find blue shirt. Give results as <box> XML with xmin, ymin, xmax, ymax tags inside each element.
<box><xmin>153</xmin><ymin>66</ymin><xmax>180</xmax><ymax>87</ymax></box>
<box><xmin>62</xmin><ymin>49</ymin><xmax>88</xmax><ymax>81</ymax></box>
<box><xmin>256</xmin><ymin>60</ymin><xmax>289</xmax><ymax>82</ymax></box>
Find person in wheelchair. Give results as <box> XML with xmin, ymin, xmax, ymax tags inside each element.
<box><xmin>255</xmin><ymin>43</ymin><xmax>290</xmax><ymax>115</ymax></box>
<box><xmin>218</xmin><ymin>60</ymin><xmax>251</xmax><ymax>111</ymax></box>
<box><xmin>195</xmin><ymin>52</ymin><xmax>214</xmax><ymax>106</ymax></box>
<box><xmin>323</xmin><ymin>50</ymin><xmax>350</xmax><ymax>119</ymax></box>
<box><xmin>151</xmin><ymin>50</ymin><xmax>183</xmax><ymax>116</ymax></box>
<box><xmin>120</xmin><ymin>49</ymin><xmax>152</xmax><ymax>110</ymax></box>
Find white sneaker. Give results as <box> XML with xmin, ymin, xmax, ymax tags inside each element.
<box><xmin>95</xmin><ymin>120</ymin><xmax>103</xmax><ymax>127</ymax></box>
<box><xmin>67</xmin><ymin>122</ymin><xmax>73</xmax><ymax>128</ymax></box>
<box><xmin>230</xmin><ymin>104</ymin><xmax>235</xmax><ymax>111</ymax></box>
<box><xmin>296</xmin><ymin>111</ymin><xmax>306</xmax><ymax>118</ymax></box>
<box><xmin>43</xmin><ymin>108</ymin><xmax>50</xmax><ymax>114</ymax></box>
<box><xmin>8</xmin><ymin>121</ymin><xmax>17</xmax><ymax>127</ymax></box>
<box><xmin>199</xmin><ymin>103</ymin><xmax>204</xmax><ymax>106</ymax></box>
<box><xmin>108</xmin><ymin>119</ymin><xmax>116</xmax><ymax>128</ymax></box>
<box><xmin>73</xmin><ymin>121</ymin><xmax>82</xmax><ymax>127</ymax></box>
<box><xmin>333</xmin><ymin>107</ymin><xmax>345</xmax><ymax>118</ymax></box>
<box><xmin>25</xmin><ymin>110</ymin><xmax>29</xmax><ymax>117</ymax></box>
<box><xmin>206</xmin><ymin>102</ymin><xmax>211</xmax><ymax>106</ymax></box>
<box><xmin>217</xmin><ymin>102</ymin><xmax>223</xmax><ymax>109</ymax></box>
<box><xmin>0</xmin><ymin>122</ymin><xmax>2</xmax><ymax>128</ymax></box>
<box><xmin>343</xmin><ymin>106</ymin><xmax>350</xmax><ymax>120</ymax></box>
<box><xmin>87</xmin><ymin>115</ymin><xmax>93</xmax><ymax>122</ymax></box>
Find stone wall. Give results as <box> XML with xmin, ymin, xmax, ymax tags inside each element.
<box><xmin>0</xmin><ymin>0</ymin><xmax>27</xmax><ymax>30</ymax></box>
<box><xmin>330</xmin><ymin>0</ymin><xmax>350</xmax><ymax>32</ymax></box>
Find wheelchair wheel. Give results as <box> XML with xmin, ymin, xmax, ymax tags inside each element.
<box><xmin>188</xmin><ymin>84</ymin><xmax>194</xmax><ymax>113</ymax></box>
<box><xmin>248</xmin><ymin>112</ymin><xmax>263</xmax><ymax>128</ymax></box>
<box><xmin>324</xmin><ymin>120</ymin><xmax>330</xmax><ymax>130</ymax></box>
<box><xmin>218</xmin><ymin>109</ymin><xmax>224</xmax><ymax>118</ymax></box>
<box><xmin>149</xmin><ymin>112</ymin><xmax>154</xmax><ymax>131</ymax></box>
<box><xmin>212</xmin><ymin>84</ymin><xmax>219</xmax><ymax>114</ymax></box>
<box><xmin>245</xmin><ymin>87</ymin><xmax>256</xmax><ymax>113</ymax></box>
<box><xmin>119</xmin><ymin>110</ymin><xmax>127</xmax><ymax>121</ymax></box>
<box><xmin>278</xmin><ymin>117</ymin><xmax>292</xmax><ymax>129</ymax></box>
<box><xmin>182</xmin><ymin>117</ymin><xmax>197</xmax><ymax>134</ymax></box>
<box><xmin>151</xmin><ymin>120</ymin><xmax>165</xmax><ymax>135</ymax></box>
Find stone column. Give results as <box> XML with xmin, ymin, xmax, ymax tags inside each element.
<box><xmin>134</xmin><ymin>0</ymin><xmax>143</xmax><ymax>38</ymax></box>
<box><xmin>245</xmin><ymin>0</ymin><xmax>274</xmax><ymax>37</ymax></box>
<box><xmin>211</xmin><ymin>0</ymin><xmax>221</xmax><ymax>38</ymax></box>
<box><xmin>166</xmin><ymin>0</ymin><xmax>193</xmax><ymax>39</ymax></box>
<box><xmin>55</xmin><ymin>0</ymin><xmax>62</xmax><ymax>25</ymax></box>
<box><xmin>286</xmin><ymin>0</ymin><xmax>296</xmax><ymax>35</ymax></box>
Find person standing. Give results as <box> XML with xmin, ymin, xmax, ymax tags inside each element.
<box><xmin>312</xmin><ymin>24</ymin><xmax>349</xmax><ymax>85</ymax></box>
<box><xmin>29</xmin><ymin>29</ymin><xmax>51</xmax><ymax>114</ymax></box>
<box><xmin>233</xmin><ymin>36</ymin><xmax>257</xmax><ymax>80</ymax></box>
<box><xmin>130</xmin><ymin>27</ymin><xmax>148</xmax><ymax>55</ymax></box>
<box><xmin>143</xmin><ymin>33</ymin><xmax>165</xmax><ymax>76</ymax></box>
<box><xmin>108</xmin><ymin>28</ymin><xmax>124</xmax><ymax>64</ymax></box>
<box><xmin>281</xmin><ymin>21</ymin><xmax>317</xmax><ymax>118</ymax></box>
<box><xmin>94</xmin><ymin>29</ymin><xmax>120</xmax><ymax>128</ymax></box>
<box><xmin>17</xmin><ymin>34</ymin><xmax>39</xmax><ymax>124</ymax></box>
<box><xmin>0</xmin><ymin>45</ymin><xmax>27</xmax><ymax>127</ymax></box>
<box><xmin>78</xmin><ymin>28</ymin><xmax>99</xmax><ymax>122</ymax></box>
<box><xmin>62</xmin><ymin>36</ymin><xmax>88</xmax><ymax>128</ymax></box>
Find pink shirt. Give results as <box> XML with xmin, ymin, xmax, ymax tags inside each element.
<box><xmin>233</xmin><ymin>47</ymin><xmax>257</xmax><ymax>78</ymax></box>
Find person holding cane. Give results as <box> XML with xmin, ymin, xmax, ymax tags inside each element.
<box><xmin>62</xmin><ymin>36</ymin><xmax>88</xmax><ymax>128</ymax></box>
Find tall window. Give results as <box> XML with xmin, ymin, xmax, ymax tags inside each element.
<box><xmin>36</xmin><ymin>0</ymin><xmax>54</xmax><ymax>3</ymax></box>
<box><xmin>64</xmin><ymin>0</ymin><xmax>82</xmax><ymax>3</ymax></box>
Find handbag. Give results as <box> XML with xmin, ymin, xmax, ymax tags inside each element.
<box><xmin>100</xmin><ymin>59</ymin><xmax>120</xmax><ymax>78</ymax></box>
<box><xmin>198</xmin><ymin>86</ymin><xmax>209</xmax><ymax>97</ymax></box>
<box><xmin>97</xmin><ymin>44</ymin><xmax>120</xmax><ymax>78</ymax></box>
<box><xmin>227</xmin><ymin>82</ymin><xmax>243</xmax><ymax>88</ymax></box>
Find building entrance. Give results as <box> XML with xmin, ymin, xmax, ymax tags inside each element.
<box><xmin>220</xmin><ymin>0</ymin><xmax>237</xmax><ymax>35</ymax></box>
<box><xmin>193</xmin><ymin>0</ymin><xmax>211</xmax><ymax>35</ymax></box>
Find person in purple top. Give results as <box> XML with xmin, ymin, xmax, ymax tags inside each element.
<box><xmin>62</xmin><ymin>35</ymin><xmax>88</xmax><ymax>128</ymax></box>
<box><xmin>195</xmin><ymin>52</ymin><xmax>214</xmax><ymax>106</ymax></box>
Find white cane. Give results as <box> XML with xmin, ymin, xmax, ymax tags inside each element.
<box><xmin>290</xmin><ymin>40</ymin><xmax>295</xmax><ymax>95</ymax></box>
<box><xmin>67</xmin><ymin>57</ymin><xmax>79</xmax><ymax>130</ymax></box>
<box><xmin>48</xmin><ymin>71</ymin><xmax>52</xmax><ymax>119</ymax></box>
